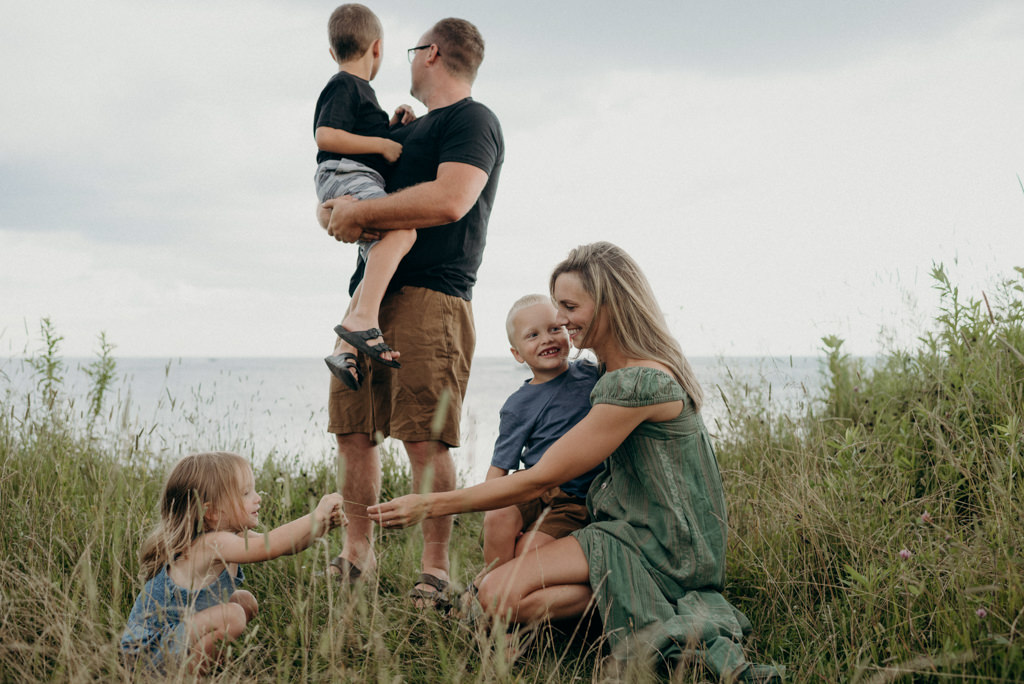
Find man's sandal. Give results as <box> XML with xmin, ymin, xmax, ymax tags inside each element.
<box><xmin>328</xmin><ymin>556</ymin><xmax>364</xmax><ymax>585</ymax></box>
<box><xmin>408</xmin><ymin>573</ymin><xmax>452</xmax><ymax>612</ymax></box>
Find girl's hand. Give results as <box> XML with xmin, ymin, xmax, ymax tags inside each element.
<box><xmin>316</xmin><ymin>493</ymin><xmax>346</xmax><ymax>532</ymax></box>
<box><xmin>328</xmin><ymin>501</ymin><xmax>347</xmax><ymax>529</ymax></box>
<box><xmin>367</xmin><ymin>494</ymin><xmax>430</xmax><ymax>529</ymax></box>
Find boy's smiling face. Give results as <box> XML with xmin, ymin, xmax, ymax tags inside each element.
<box><xmin>510</xmin><ymin>301</ymin><xmax>571</xmax><ymax>383</ymax></box>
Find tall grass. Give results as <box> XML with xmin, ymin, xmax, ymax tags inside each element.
<box><xmin>716</xmin><ymin>264</ymin><xmax>1024</xmax><ymax>682</ymax></box>
<box><xmin>2</xmin><ymin>264</ymin><xmax>1022</xmax><ymax>681</ymax></box>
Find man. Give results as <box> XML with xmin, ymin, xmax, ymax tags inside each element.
<box><xmin>321</xmin><ymin>17</ymin><xmax>504</xmax><ymax>607</ymax></box>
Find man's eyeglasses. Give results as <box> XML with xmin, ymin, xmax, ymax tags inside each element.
<box><xmin>407</xmin><ymin>44</ymin><xmax>439</xmax><ymax>63</ymax></box>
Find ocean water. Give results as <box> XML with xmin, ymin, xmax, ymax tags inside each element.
<box><xmin>2</xmin><ymin>355</ymin><xmax>824</xmax><ymax>484</ymax></box>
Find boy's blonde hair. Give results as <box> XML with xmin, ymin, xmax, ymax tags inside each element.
<box><xmin>425</xmin><ymin>18</ymin><xmax>484</xmax><ymax>84</ymax></box>
<box><xmin>549</xmin><ymin>241</ymin><xmax>704</xmax><ymax>411</ymax></box>
<box><xmin>138</xmin><ymin>452</ymin><xmax>249</xmax><ymax>580</ymax></box>
<box><xmin>505</xmin><ymin>293</ymin><xmax>552</xmax><ymax>346</ymax></box>
<box><xmin>328</xmin><ymin>4</ymin><xmax>382</xmax><ymax>62</ymax></box>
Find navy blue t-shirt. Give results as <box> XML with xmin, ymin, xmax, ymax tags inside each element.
<box><xmin>347</xmin><ymin>97</ymin><xmax>504</xmax><ymax>301</ymax></box>
<box><xmin>491</xmin><ymin>361</ymin><xmax>604</xmax><ymax>499</ymax></box>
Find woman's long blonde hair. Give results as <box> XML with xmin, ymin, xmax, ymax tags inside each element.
<box><xmin>138</xmin><ymin>451</ymin><xmax>249</xmax><ymax>580</ymax></box>
<box><xmin>549</xmin><ymin>241</ymin><xmax>704</xmax><ymax>411</ymax></box>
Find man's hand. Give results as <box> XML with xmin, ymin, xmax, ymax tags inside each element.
<box><xmin>322</xmin><ymin>196</ymin><xmax>381</xmax><ymax>243</ymax></box>
<box><xmin>391</xmin><ymin>104</ymin><xmax>416</xmax><ymax>126</ymax></box>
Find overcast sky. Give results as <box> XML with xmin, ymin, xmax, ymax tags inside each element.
<box><xmin>2</xmin><ymin>0</ymin><xmax>1021</xmax><ymax>360</ymax></box>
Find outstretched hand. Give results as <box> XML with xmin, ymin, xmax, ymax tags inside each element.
<box><xmin>367</xmin><ymin>494</ymin><xmax>431</xmax><ymax>529</ymax></box>
<box><xmin>316</xmin><ymin>493</ymin><xmax>347</xmax><ymax>531</ymax></box>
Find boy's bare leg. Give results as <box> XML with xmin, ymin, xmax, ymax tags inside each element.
<box><xmin>480</xmin><ymin>506</ymin><xmax>524</xmax><ymax>584</ymax></box>
<box><xmin>514</xmin><ymin>529</ymin><xmax>557</xmax><ymax>557</ymax></box>
<box><xmin>339</xmin><ymin>229</ymin><xmax>416</xmax><ymax>363</ymax></box>
<box><xmin>405</xmin><ymin>439</ymin><xmax>454</xmax><ymax>601</ymax></box>
<box><xmin>328</xmin><ymin>433</ymin><xmax>380</xmax><ymax>576</ymax></box>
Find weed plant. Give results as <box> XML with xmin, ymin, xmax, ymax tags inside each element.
<box><xmin>716</xmin><ymin>265</ymin><xmax>1024</xmax><ymax>682</ymax></box>
<box><xmin>1</xmin><ymin>265</ymin><xmax>1022</xmax><ymax>682</ymax></box>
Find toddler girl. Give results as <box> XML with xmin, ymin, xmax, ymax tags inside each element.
<box><xmin>120</xmin><ymin>451</ymin><xmax>345</xmax><ymax>674</ymax></box>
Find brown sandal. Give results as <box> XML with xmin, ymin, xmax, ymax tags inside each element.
<box><xmin>328</xmin><ymin>556</ymin><xmax>363</xmax><ymax>584</ymax></box>
<box><xmin>408</xmin><ymin>572</ymin><xmax>451</xmax><ymax>612</ymax></box>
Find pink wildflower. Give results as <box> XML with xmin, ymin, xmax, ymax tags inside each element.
<box><xmin>976</xmin><ymin>608</ymin><xmax>988</xmax><ymax>618</ymax></box>
<box><xmin>921</xmin><ymin>511</ymin><xmax>933</xmax><ymax>523</ymax></box>
<box><xmin>898</xmin><ymin>548</ymin><xmax>912</xmax><ymax>560</ymax></box>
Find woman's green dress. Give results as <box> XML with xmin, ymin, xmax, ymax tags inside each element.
<box><xmin>571</xmin><ymin>367</ymin><xmax>777</xmax><ymax>681</ymax></box>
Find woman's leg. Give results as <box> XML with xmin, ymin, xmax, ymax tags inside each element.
<box><xmin>477</xmin><ymin>535</ymin><xmax>592</xmax><ymax>623</ymax></box>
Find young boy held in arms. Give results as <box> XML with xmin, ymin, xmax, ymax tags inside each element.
<box><xmin>314</xmin><ymin>3</ymin><xmax>415</xmax><ymax>390</ymax></box>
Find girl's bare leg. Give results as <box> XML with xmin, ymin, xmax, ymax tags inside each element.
<box><xmin>185</xmin><ymin>598</ymin><xmax>253</xmax><ymax>675</ymax></box>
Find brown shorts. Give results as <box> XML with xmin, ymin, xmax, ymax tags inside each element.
<box><xmin>327</xmin><ymin>286</ymin><xmax>474</xmax><ymax>447</ymax></box>
<box><xmin>516</xmin><ymin>486</ymin><xmax>590</xmax><ymax>539</ymax></box>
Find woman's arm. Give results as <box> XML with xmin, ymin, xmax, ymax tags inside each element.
<box><xmin>368</xmin><ymin>401</ymin><xmax>675</xmax><ymax>527</ymax></box>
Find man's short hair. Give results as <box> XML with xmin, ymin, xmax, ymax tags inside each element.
<box><xmin>328</xmin><ymin>4</ymin><xmax>382</xmax><ymax>62</ymax></box>
<box><xmin>505</xmin><ymin>294</ymin><xmax>551</xmax><ymax>346</ymax></box>
<box><xmin>427</xmin><ymin>18</ymin><xmax>485</xmax><ymax>84</ymax></box>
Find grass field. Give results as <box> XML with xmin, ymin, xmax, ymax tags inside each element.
<box><xmin>2</xmin><ymin>266</ymin><xmax>1022</xmax><ymax>682</ymax></box>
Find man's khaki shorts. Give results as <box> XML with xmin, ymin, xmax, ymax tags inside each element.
<box><xmin>516</xmin><ymin>486</ymin><xmax>590</xmax><ymax>539</ymax></box>
<box><xmin>328</xmin><ymin>286</ymin><xmax>474</xmax><ymax>447</ymax></box>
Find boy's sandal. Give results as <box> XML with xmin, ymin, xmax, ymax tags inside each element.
<box><xmin>408</xmin><ymin>573</ymin><xmax>451</xmax><ymax>612</ymax></box>
<box><xmin>452</xmin><ymin>583</ymin><xmax>487</xmax><ymax>628</ymax></box>
<box><xmin>335</xmin><ymin>325</ymin><xmax>402</xmax><ymax>369</ymax></box>
<box><xmin>324</xmin><ymin>352</ymin><xmax>362</xmax><ymax>391</ymax></box>
<box><xmin>328</xmin><ymin>556</ymin><xmax>363</xmax><ymax>585</ymax></box>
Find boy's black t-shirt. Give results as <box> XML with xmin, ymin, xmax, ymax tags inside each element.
<box><xmin>313</xmin><ymin>71</ymin><xmax>392</xmax><ymax>177</ymax></box>
<box><xmin>348</xmin><ymin>97</ymin><xmax>504</xmax><ymax>301</ymax></box>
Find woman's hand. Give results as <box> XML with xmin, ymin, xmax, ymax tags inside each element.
<box><xmin>367</xmin><ymin>494</ymin><xmax>431</xmax><ymax>528</ymax></box>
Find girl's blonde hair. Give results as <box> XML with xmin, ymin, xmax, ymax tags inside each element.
<box><xmin>138</xmin><ymin>452</ymin><xmax>249</xmax><ymax>580</ymax></box>
<box><xmin>549</xmin><ymin>241</ymin><xmax>704</xmax><ymax>411</ymax></box>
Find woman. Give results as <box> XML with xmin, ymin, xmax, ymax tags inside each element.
<box><xmin>369</xmin><ymin>242</ymin><xmax>777</xmax><ymax>681</ymax></box>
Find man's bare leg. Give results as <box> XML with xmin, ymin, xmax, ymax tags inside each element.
<box><xmin>328</xmin><ymin>432</ymin><xmax>380</xmax><ymax>576</ymax></box>
<box><xmin>405</xmin><ymin>440</ymin><xmax>455</xmax><ymax>597</ymax></box>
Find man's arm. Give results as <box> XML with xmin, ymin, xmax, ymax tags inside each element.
<box><xmin>323</xmin><ymin>161</ymin><xmax>489</xmax><ymax>243</ymax></box>
<box><xmin>315</xmin><ymin>126</ymin><xmax>402</xmax><ymax>163</ymax></box>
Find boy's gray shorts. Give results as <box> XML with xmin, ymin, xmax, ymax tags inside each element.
<box><xmin>315</xmin><ymin>159</ymin><xmax>387</xmax><ymax>257</ymax></box>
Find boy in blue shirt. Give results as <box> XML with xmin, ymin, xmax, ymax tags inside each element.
<box><xmin>314</xmin><ymin>4</ymin><xmax>415</xmax><ymax>389</ymax></box>
<box><xmin>481</xmin><ymin>294</ymin><xmax>603</xmax><ymax>574</ymax></box>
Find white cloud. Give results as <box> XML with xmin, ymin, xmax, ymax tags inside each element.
<box><xmin>2</xmin><ymin>1</ymin><xmax>1022</xmax><ymax>358</ymax></box>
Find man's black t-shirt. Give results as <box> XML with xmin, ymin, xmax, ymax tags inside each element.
<box><xmin>348</xmin><ymin>97</ymin><xmax>504</xmax><ymax>301</ymax></box>
<box><xmin>313</xmin><ymin>71</ymin><xmax>392</xmax><ymax>177</ymax></box>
